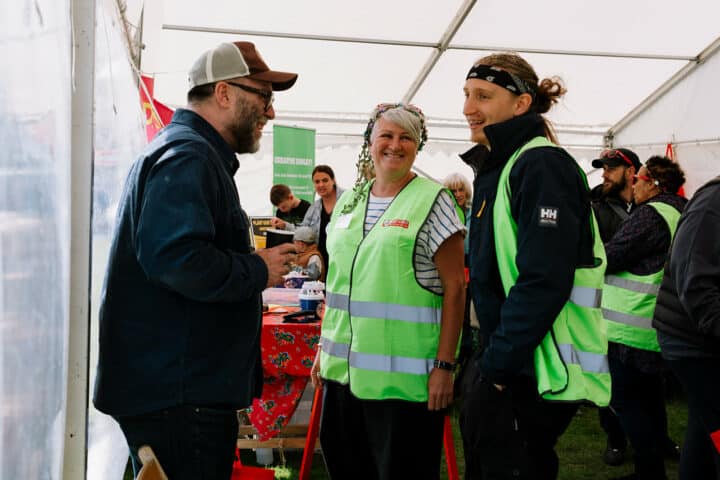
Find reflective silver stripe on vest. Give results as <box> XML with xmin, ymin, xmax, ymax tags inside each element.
<box><xmin>349</xmin><ymin>351</ymin><xmax>434</xmax><ymax>375</ymax></box>
<box><xmin>557</xmin><ymin>343</ymin><xmax>609</xmax><ymax>374</ymax></box>
<box><xmin>321</xmin><ymin>336</ymin><xmax>434</xmax><ymax>375</ymax></box>
<box><xmin>604</xmin><ymin>275</ymin><xmax>660</xmax><ymax>295</ymax></box>
<box><xmin>602</xmin><ymin>308</ymin><xmax>654</xmax><ymax>329</ymax></box>
<box><xmin>326</xmin><ymin>292</ymin><xmax>350</xmax><ymax>310</ymax></box>
<box><xmin>321</xmin><ymin>337</ymin><xmax>350</xmax><ymax>359</ymax></box>
<box><xmin>569</xmin><ymin>285</ymin><xmax>602</xmax><ymax>308</ymax></box>
<box><xmin>326</xmin><ymin>292</ymin><xmax>441</xmax><ymax>324</ymax></box>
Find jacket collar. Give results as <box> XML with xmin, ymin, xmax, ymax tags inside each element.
<box><xmin>171</xmin><ymin>108</ymin><xmax>240</xmax><ymax>175</ymax></box>
<box><xmin>460</xmin><ymin>113</ymin><xmax>547</xmax><ymax>175</ymax></box>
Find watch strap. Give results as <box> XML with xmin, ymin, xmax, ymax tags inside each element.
<box><xmin>433</xmin><ymin>359</ymin><xmax>456</xmax><ymax>372</ymax></box>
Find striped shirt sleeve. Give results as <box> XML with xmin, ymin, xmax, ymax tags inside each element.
<box><xmin>415</xmin><ymin>190</ymin><xmax>466</xmax><ymax>294</ymax></box>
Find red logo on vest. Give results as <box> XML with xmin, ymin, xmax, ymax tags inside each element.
<box><xmin>382</xmin><ymin>219</ymin><xmax>410</xmax><ymax>229</ymax></box>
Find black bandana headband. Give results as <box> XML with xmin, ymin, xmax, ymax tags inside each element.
<box><xmin>466</xmin><ymin>64</ymin><xmax>535</xmax><ymax>97</ymax></box>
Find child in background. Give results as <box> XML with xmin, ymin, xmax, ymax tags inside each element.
<box><xmin>270</xmin><ymin>184</ymin><xmax>311</xmax><ymax>228</ymax></box>
<box><xmin>293</xmin><ymin>226</ymin><xmax>325</xmax><ymax>281</ymax></box>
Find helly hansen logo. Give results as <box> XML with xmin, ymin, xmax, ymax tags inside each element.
<box><xmin>382</xmin><ymin>219</ymin><xmax>410</xmax><ymax>229</ymax></box>
<box><xmin>538</xmin><ymin>206</ymin><xmax>559</xmax><ymax>227</ymax></box>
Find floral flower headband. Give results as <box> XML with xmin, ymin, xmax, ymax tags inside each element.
<box><xmin>341</xmin><ymin>103</ymin><xmax>428</xmax><ymax>214</ymax></box>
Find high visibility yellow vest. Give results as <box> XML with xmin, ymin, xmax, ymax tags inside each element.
<box><xmin>494</xmin><ymin>136</ymin><xmax>611</xmax><ymax>406</ymax></box>
<box><xmin>602</xmin><ymin>202</ymin><xmax>681</xmax><ymax>352</ymax></box>
<box><xmin>319</xmin><ymin>177</ymin><xmax>462</xmax><ymax>401</ymax></box>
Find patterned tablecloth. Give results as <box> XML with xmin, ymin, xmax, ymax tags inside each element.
<box><xmin>246</xmin><ymin>312</ymin><xmax>321</xmax><ymax>440</ymax></box>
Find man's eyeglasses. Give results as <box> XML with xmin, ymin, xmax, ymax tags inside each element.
<box><xmin>601</xmin><ymin>149</ymin><xmax>634</xmax><ymax>168</ymax></box>
<box><xmin>226</xmin><ymin>82</ymin><xmax>274</xmax><ymax>112</ymax></box>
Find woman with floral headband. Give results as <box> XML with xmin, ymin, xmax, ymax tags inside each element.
<box><xmin>310</xmin><ymin>103</ymin><xmax>466</xmax><ymax>479</ymax></box>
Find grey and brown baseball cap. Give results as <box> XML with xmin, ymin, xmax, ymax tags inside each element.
<box><xmin>188</xmin><ymin>41</ymin><xmax>298</xmax><ymax>91</ymax></box>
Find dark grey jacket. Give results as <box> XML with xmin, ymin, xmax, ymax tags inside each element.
<box><xmin>654</xmin><ymin>177</ymin><xmax>720</xmax><ymax>354</ymax></box>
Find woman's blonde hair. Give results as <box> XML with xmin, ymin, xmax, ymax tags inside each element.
<box><xmin>442</xmin><ymin>173</ymin><xmax>472</xmax><ymax>208</ymax></box>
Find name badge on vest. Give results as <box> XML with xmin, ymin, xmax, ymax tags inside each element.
<box><xmin>335</xmin><ymin>214</ymin><xmax>352</xmax><ymax>229</ymax></box>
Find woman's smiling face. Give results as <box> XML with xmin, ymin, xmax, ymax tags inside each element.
<box><xmin>370</xmin><ymin>118</ymin><xmax>418</xmax><ymax>181</ymax></box>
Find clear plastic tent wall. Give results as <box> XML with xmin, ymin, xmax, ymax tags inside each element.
<box><xmin>88</xmin><ymin>0</ymin><xmax>146</xmax><ymax>478</ymax></box>
<box><xmin>1</xmin><ymin>0</ymin><xmax>144</xmax><ymax>478</ymax></box>
<box><xmin>0</xmin><ymin>2</ymin><xmax>71</xmax><ymax>478</ymax></box>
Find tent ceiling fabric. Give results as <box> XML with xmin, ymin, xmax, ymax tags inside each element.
<box><xmin>139</xmin><ymin>0</ymin><xmax>720</xmax><ymax>146</ymax></box>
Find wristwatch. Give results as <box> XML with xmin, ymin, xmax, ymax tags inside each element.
<box><xmin>433</xmin><ymin>359</ymin><xmax>456</xmax><ymax>372</ymax></box>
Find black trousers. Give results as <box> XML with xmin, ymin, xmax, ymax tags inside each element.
<box><xmin>115</xmin><ymin>405</ymin><xmax>238</xmax><ymax>480</ymax></box>
<box><xmin>666</xmin><ymin>356</ymin><xmax>720</xmax><ymax>479</ymax></box>
<box><xmin>609</xmin><ymin>356</ymin><xmax>669</xmax><ymax>479</ymax></box>
<box><xmin>319</xmin><ymin>381</ymin><xmax>445</xmax><ymax>480</ymax></box>
<box><xmin>598</xmin><ymin>406</ymin><xmax>627</xmax><ymax>448</ymax></box>
<box><xmin>460</xmin><ymin>371</ymin><xmax>578</xmax><ymax>480</ymax></box>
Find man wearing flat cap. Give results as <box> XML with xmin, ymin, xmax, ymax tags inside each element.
<box><xmin>93</xmin><ymin>42</ymin><xmax>298</xmax><ymax>478</ymax></box>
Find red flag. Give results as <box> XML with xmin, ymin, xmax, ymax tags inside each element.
<box><xmin>139</xmin><ymin>75</ymin><xmax>174</xmax><ymax>141</ymax></box>
<box><xmin>666</xmin><ymin>143</ymin><xmax>686</xmax><ymax>197</ymax></box>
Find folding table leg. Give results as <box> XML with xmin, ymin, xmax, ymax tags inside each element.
<box><xmin>299</xmin><ymin>384</ymin><xmax>323</xmax><ymax>480</ymax></box>
<box><xmin>443</xmin><ymin>414</ymin><xmax>459</xmax><ymax>480</ymax></box>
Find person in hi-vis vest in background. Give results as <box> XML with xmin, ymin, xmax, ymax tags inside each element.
<box><xmin>602</xmin><ymin>155</ymin><xmax>686</xmax><ymax>480</ymax></box>
<box><xmin>311</xmin><ymin>103</ymin><xmax>465</xmax><ymax>480</ymax></box>
<box><xmin>458</xmin><ymin>52</ymin><xmax>610</xmax><ymax>480</ymax></box>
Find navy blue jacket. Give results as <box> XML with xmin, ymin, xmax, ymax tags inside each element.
<box><xmin>461</xmin><ymin>114</ymin><xmax>595</xmax><ymax>385</ymax></box>
<box><xmin>93</xmin><ymin>109</ymin><xmax>268</xmax><ymax>416</ymax></box>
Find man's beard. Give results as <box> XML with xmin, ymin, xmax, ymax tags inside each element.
<box><xmin>231</xmin><ymin>100</ymin><xmax>264</xmax><ymax>154</ymax></box>
<box><xmin>603</xmin><ymin>176</ymin><xmax>626</xmax><ymax>197</ymax></box>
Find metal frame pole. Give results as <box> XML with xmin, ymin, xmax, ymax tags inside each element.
<box><xmin>63</xmin><ymin>0</ymin><xmax>95</xmax><ymax>477</ymax></box>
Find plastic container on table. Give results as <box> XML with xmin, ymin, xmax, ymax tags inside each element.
<box><xmin>298</xmin><ymin>281</ymin><xmax>325</xmax><ymax>315</ymax></box>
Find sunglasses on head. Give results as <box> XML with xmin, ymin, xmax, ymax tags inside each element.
<box><xmin>601</xmin><ymin>149</ymin><xmax>634</xmax><ymax>168</ymax></box>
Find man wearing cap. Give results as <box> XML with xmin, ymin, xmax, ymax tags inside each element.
<box><xmin>591</xmin><ymin>148</ymin><xmax>641</xmax><ymax>244</ymax></box>
<box><xmin>590</xmin><ymin>147</ymin><xmax>641</xmax><ymax>466</ymax></box>
<box><xmin>93</xmin><ymin>42</ymin><xmax>298</xmax><ymax>479</ymax></box>
<box><xmin>292</xmin><ymin>226</ymin><xmax>324</xmax><ymax>281</ymax></box>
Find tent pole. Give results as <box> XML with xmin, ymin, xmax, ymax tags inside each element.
<box><xmin>401</xmin><ymin>0</ymin><xmax>477</xmax><ymax>103</ymax></box>
<box><xmin>608</xmin><ymin>35</ymin><xmax>720</xmax><ymax>139</ymax></box>
<box><xmin>161</xmin><ymin>24</ymin><xmax>693</xmax><ymax>62</ymax></box>
<box><xmin>63</xmin><ymin>0</ymin><xmax>95</xmax><ymax>477</ymax></box>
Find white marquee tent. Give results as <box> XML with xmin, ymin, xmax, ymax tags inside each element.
<box><xmin>1</xmin><ymin>0</ymin><xmax>719</xmax><ymax>478</ymax></box>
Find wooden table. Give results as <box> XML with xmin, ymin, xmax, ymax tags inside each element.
<box><xmin>237</xmin><ymin>309</ymin><xmax>323</xmax><ymax>479</ymax></box>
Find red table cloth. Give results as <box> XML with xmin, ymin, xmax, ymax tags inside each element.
<box><xmin>246</xmin><ymin>313</ymin><xmax>320</xmax><ymax>440</ymax></box>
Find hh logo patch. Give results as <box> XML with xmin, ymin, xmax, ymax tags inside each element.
<box><xmin>538</xmin><ymin>206</ymin><xmax>559</xmax><ymax>227</ymax></box>
<box><xmin>382</xmin><ymin>219</ymin><xmax>410</xmax><ymax>229</ymax></box>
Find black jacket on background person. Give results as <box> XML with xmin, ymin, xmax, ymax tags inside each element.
<box><xmin>93</xmin><ymin>108</ymin><xmax>267</xmax><ymax>416</ymax></box>
<box><xmin>276</xmin><ymin>198</ymin><xmax>310</xmax><ymax>226</ymax></box>
<box><xmin>654</xmin><ymin>176</ymin><xmax>720</xmax><ymax>355</ymax></box>
<box><xmin>460</xmin><ymin>113</ymin><xmax>596</xmax><ymax>385</ymax></box>
<box><xmin>590</xmin><ymin>184</ymin><xmax>634</xmax><ymax>243</ymax></box>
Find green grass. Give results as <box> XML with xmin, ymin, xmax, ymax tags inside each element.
<box><xmin>124</xmin><ymin>397</ymin><xmax>686</xmax><ymax>479</ymax></box>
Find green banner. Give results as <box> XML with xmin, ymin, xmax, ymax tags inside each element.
<box><xmin>273</xmin><ymin>125</ymin><xmax>316</xmax><ymax>205</ymax></box>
